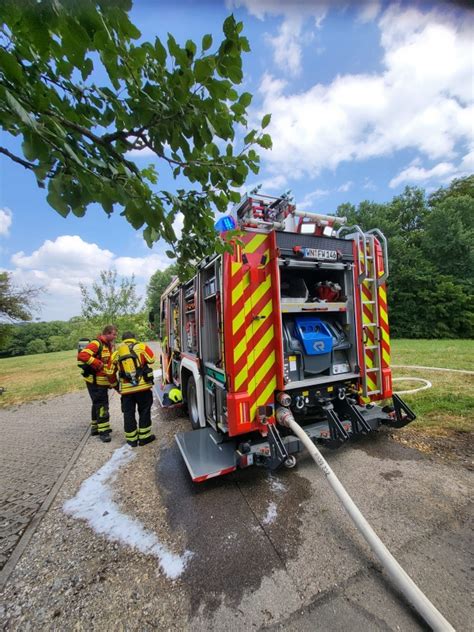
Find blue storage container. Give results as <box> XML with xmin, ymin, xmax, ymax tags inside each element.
<box><xmin>294</xmin><ymin>317</ymin><xmax>333</xmax><ymax>356</ymax></box>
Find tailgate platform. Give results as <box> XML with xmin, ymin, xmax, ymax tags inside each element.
<box><xmin>175</xmin><ymin>427</ymin><xmax>237</xmax><ymax>482</ymax></box>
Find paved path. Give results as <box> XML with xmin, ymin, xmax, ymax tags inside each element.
<box><xmin>0</xmin><ymin>341</ymin><xmax>161</xmax><ymax>577</ymax></box>
<box><xmin>0</xmin><ymin>392</ymin><xmax>90</xmax><ymax>570</ymax></box>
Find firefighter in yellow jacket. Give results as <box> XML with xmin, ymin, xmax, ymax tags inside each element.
<box><xmin>112</xmin><ymin>331</ymin><xmax>156</xmax><ymax>447</ymax></box>
<box><xmin>77</xmin><ymin>324</ymin><xmax>118</xmax><ymax>442</ymax></box>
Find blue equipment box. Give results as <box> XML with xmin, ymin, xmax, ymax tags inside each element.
<box><xmin>294</xmin><ymin>317</ymin><xmax>333</xmax><ymax>356</ymax></box>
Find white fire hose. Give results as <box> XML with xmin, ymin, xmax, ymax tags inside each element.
<box><xmin>276</xmin><ymin>407</ymin><xmax>455</xmax><ymax>632</ymax></box>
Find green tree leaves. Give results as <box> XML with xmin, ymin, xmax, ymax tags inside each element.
<box><xmin>79</xmin><ymin>270</ymin><xmax>141</xmax><ymax>322</ymax></box>
<box><xmin>336</xmin><ymin>178</ymin><xmax>474</xmax><ymax>338</ymax></box>
<box><xmin>146</xmin><ymin>264</ymin><xmax>179</xmax><ymax>328</ymax></box>
<box><xmin>0</xmin><ymin>271</ymin><xmax>43</xmax><ymax>322</ymax></box>
<box><xmin>0</xmin><ymin>2</ymin><xmax>272</xmax><ymax>276</ymax></box>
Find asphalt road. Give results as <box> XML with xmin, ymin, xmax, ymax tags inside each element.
<box><xmin>154</xmin><ymin>407</ymin><xmax>472</xmax><ymax>631</ymax></box>
<box><xmin>1</xmin><ymin>355</ymin><xmax>472</xmax><ymax>630</ymax></box>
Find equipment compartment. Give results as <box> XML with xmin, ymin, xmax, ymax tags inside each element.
<box><xmin>278</xmin><ymin>263</ymin><xmax>357</xmax><ymax>384</ymax></box>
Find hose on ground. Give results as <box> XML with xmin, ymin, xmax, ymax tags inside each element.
<box><xmin>276</xmin><ymin>407</ymin><xmax>455</xmax><ymax>632</ymax></box>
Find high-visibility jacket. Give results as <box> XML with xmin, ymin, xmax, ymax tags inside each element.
<box><xmin>112</xmin><ymin>338</ymin><xmax>155</xmax><ymax>395</ymax></box>
<box><xmin>77</xmin><ymin>336</ymin><xmax>117</xmax><ymax>387</ymax></box>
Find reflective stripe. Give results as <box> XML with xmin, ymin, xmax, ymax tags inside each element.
<box><xmin>138</xmin><ymin>426</ymin><xmax>152</xmax><ymax>438</ymax></box>
<box><xmin>125</xmin><ymin>430</ymin><xmax>138</xmax><ymax>440</ymax></box>
<box><xmin>83</xmin><ymin>375</ymin><xmax>112</xmax><ymax>386</ymax></box>
<box><xmin>119</xmin><ymin>384</ymin><xmax>153</xmax><ymax>395</ymax></box>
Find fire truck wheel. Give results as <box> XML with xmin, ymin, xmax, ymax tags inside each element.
<box><xmin>284</xmin><ymin>455</ymin><xmax>297</xmax><ymax>469</ymax></box>
<box><xmin>187</xmin><ymin>377</ymin><xmax>200</xmax><ymax>430</ymax></box>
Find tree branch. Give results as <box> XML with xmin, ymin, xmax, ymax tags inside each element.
<box><xmin>0</xmin><ymin>146</ymin><xmax>35</xmax><ymax>170</ymax></box>
<box><xmin>44</xmin><ymin>110</ymin><xmax>141</xmax><ymax>175</ymax></box>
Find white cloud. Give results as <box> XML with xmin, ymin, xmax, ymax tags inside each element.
<box><xmin>357</xmin><ymin>1</ymin><xmax>381</xmax><ymax>23</ymax></box>
<box><xmin>255</xmin><ymin>5</ymin><xmax>474</xmax><ymax>185</ymax></box>
<box><xmin>173</xmin><ymin>212</ymin><xmax>184</xmax><ymax>240</ymax></box>
<box><xmin>12</xmin><ymin>235</ymin><xmax>114</xmax><ymax>273</ymax></box>
<box><xmin>338</xmin><ymin>181</ymin><xmax>353</xmax><ymax>193</ymax></box>
<box><xmin>8</xmin><ymin>235</ymin><xmax>172</xmax><ymax>321</ymax></box>
<box><xmin>125</xmin><ymin>146</ymin><xmax>156</xmax><ymax>158</ymax></box>
<box><xmin>228</xmin><ymin>1</ymin><xmax>385</xmax><ymax>76</ymax></box>
<box><xmin>389</xmin><ymin>160</ymin><xmax>459</xmax><ymax>189</ymax></box>
<box><xmin>265</xmin><ymin>14</ymin><xmax>304</xmax><ymax>76</ymax></box>
<box><xmin>229</xmin><ymin>0</ymin><xmax>328</xmax><ymax>77</ymax></box>
<box><xmin>250</xmin><ymin>173</ymin><xmax>288</xmax><ymax>191</ymax></box>
<box><xmin>0</xmin><ymin>207</ymin><xmax>12</xmax><ymax>237</ymax></box>
<box><xmin>298</xmin><ymin>188</ymin><xmax>329</xmax><ymax>210</ymax></box>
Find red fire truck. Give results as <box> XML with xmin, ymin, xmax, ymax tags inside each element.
<box><xmin>154</xmin><ymin>192</ymin><xmax>415</xmax><ymax>482</ymax></box>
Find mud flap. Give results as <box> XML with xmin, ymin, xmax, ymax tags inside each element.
<box><xmin>175</xmin><ymin>427</ymin><xmax>237</xmax><ymax>483</ymax></box>
<box><xmin>266</xmin><ymin>423</ymin><xmax>289</xmax><ymax>470</ymax></box>
<box><xmin>321</xmin><ymin>402</ymin><xmax>350</xmax><ymax>448</ymax></box>
<box><xmin>335</xmin><ymin>399</ymin><xmax>372</xmax><ymax>436</ymax></box>
<box><xmin>382</xmin><ymin>393</ymin><xmax>416</xmax><ymax>428</ymax></box>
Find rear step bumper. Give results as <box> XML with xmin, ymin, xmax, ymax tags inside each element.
<box><xmin>175</xmin><ymin>428</ymin><xmax>237</xmax><ymax>482</ymax></box>
<box><xmin>175</xmin><ymin>395</ymin><xmax>415</xmax><ymax>483</ymax></box>
<box><xmin>175</xmin><ymin>398</ymin><xmax>415</xmax><ymax>482</ymax></box>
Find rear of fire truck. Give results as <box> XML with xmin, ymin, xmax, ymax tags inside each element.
<box><xmin>156</xmin><ymin>192</ymin><xmax>415</xmax><ymax>482</ymax></box>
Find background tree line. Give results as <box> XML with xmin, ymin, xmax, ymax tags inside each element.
<box><xmin>0</xmin><ymin>269</ymin><xmax>151</xmax><ymax>357</ymax></box>
<box><xmin>337</xmin><ymin>175</ymin><xmax>473</xmax><ymax>338</ymax></box>
<box><xmin>1</xmin><ymin>175</ymin><xmax>472</xmax><ymax>357</ymax></box>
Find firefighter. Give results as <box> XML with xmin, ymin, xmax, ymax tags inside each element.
<box><xmin>112</xmin><ymin>331</ymin><xmax>156</xmax><ymax>447</ymax></box>
<box><xmin>77</xmin><ymin>324</ymin><xmax>118</xmax><ymax>442</ymax></box>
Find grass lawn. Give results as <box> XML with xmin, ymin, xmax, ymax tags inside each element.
<box><xmin>391</xmin><ymin>339</ymin><xmax>473</xmax><ymax>371</ymax></box>
<box><xmin>390</xmin><ymin>339</ymin><xmax>473</xmax><ymax>435</ymax></box>
<box><xmin>0</xmin><ymin>340</ymin><xmax>472</xmax><ymax>438</ymax></box>
<box><xmin>0</xmin><ymin>349</ymin><xmax>83</xmax><ymax>408</ymax></box>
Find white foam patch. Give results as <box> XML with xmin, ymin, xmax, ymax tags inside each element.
<box><xmin>63</xmin><ymin>445</ymin><xmax>192</xmax><ymax>579</ymax></box>
<box><xmin>262</xmin><ymin>501</ymin><xmax>278</xmax><ymax>525</ymax></box>
<box><xmin>268</xmin><ymin>475</ymin><xmax>287</xmax><ymax>494</ymax></box>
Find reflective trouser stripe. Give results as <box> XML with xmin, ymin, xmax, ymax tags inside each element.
<box><xmin>98</xmin><ymin>405</ymin><xmax>109</xmax><ymax>421</ymax></box>
<box><xmin>125</xmin><ymin>429</ymin><xmax>138</xmax><ymax>441</ymax></box>
<box><xmin>97</xmin><ymin>405</ymin><xmax>110</xmax><ymax>433</ymax></box>
<box><xmin>91</xmin><ymin>421</ymin><xmax>98</xmax><ymax>429</ymax></box>
<box><xmin>138</xmin><ymin>425</ymin><xmax>152</xmax><ymax>439</ymax></box>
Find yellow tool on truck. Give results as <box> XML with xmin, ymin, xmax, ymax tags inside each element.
<box><xmin>152</xmin><ymin>191</ymin><xmax>415</xmax><ymax>482</ymax></box>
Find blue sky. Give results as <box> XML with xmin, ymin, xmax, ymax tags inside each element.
<box><xmin>0</xmin><ymin>0</ymin><xmax>473</xmax><ymax>321</ymax></box>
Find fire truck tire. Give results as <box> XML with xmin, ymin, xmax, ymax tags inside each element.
<box><xmin>187</xmin><ymin>377</ymin><xmax>200</xmax><ymax>429</ymax></box>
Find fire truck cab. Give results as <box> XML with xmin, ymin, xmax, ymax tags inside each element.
<box><xmin>155</xmin><ymin>192</ymin><xmax>415</xmax><ymax>482</ymax></box>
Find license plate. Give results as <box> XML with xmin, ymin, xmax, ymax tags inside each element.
<box><xmin>303</xmin><ymin>248</ymin><xmax>337</xmax><ymax>261</ymax></box>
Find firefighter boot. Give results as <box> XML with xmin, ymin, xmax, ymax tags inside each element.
<box><xmin>138</xmin><ymin>434</ymin><xmax>156</xmax><ymax>446</ymax></box>
<box><xmin>99</xmin><ymin>432</ymin><xmax>111</xmax><ymax>443</ymax></box>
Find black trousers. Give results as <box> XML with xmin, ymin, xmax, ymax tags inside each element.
<box><xmin>121</xmin><ymin>389</ymin><xmax>153</xmax><ymax>438</ymax></box>
<box><xmin>86</xmin><ymin>382</ymin><xmax>111</xmax><ymax>433</ymax></box>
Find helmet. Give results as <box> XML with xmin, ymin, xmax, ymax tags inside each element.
<box><xmin>169</xmin><ymin>388</ymin><xmax>182</xmax><ymax>403</ymax></box>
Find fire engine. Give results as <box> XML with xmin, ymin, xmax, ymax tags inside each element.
<box><xmin>153</xmin><ymin>192</ymin><xmax>415</xmax><ymax>482</ymax></box>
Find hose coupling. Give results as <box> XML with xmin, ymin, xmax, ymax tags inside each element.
<box><xmin>276</xmin><ymin>392</ymin><xmax>292</xmax><ymax>407</ymax></box>
<box><xmin>276</xmin><ymin>407</ymin><xmax>295</xmax><ymax>428</ymax></box>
